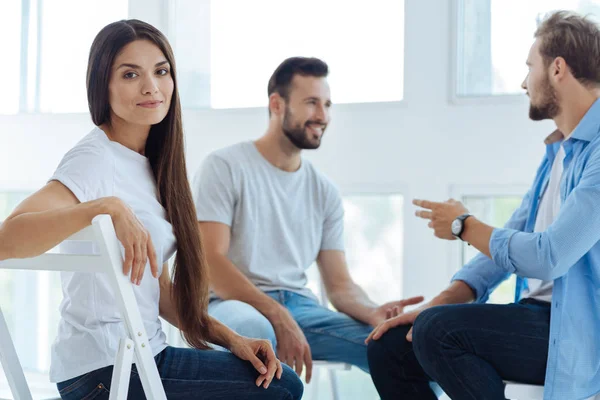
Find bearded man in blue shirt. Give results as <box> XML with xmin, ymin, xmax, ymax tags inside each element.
<box><xmin>366</xmin><ymin>10</ymin><xmax>600</xmax><ymax>400</ymax></box>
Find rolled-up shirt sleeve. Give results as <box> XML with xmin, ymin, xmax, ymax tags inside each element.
<box><xmin>491</xmin><ymin>148</ymin><xmax>600</xmax><ymax>281</ymax></box>
<box><xmin>452</xmin><ymin>187</ymin><xmax>534</xmax><ymax>302</ymax></box>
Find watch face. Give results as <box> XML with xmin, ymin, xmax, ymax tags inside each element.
<box><xmin>451</xmin><ymin>219</ymin><xmax>462</xmax><ymax>236</ymax></box>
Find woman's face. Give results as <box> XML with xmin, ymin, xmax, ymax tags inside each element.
<box><xmin>108</xmin><ymin>39</ymin><xmax>174</xmax><ymax>126</ymax></box>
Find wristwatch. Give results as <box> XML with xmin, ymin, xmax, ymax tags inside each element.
<box><xmin>451</xmin><ymin>213</ymin><xmax>472</xmax><ymax>241</ymax></box>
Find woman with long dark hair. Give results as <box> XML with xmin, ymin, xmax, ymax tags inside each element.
<box><xmin>0</xmin><ymin>19</ymin><xmax>303</xmax><ymax>400</ymax></box>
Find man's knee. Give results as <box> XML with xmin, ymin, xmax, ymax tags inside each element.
<box><xmin>367</xmin><ymin>324</ymin><xmax>414</xmax><ymax>372</ymax></box>
<box><xmin>240</xmin><ymin>313</ymin><xmax>277</xmax><ymax>348</ymax></box>
<box><xmin>412</xmin><ymin>305</ymin><xmax>453</xmax><ymax>362</ymax></box>
<box><xmin>209</xmin><ymin>300</ymin><xmax>277</xmax><ymax>348</ymax></box>
<box><xmin>367</xmin><ymin>338</ymin><xmax>389</xmax><ymax>372</ymax></box>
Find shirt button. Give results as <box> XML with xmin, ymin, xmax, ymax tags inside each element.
<box><xmin>553</xmin><ymin>339</ymin><xmax>557</xmax><ymax>345</ymax></box>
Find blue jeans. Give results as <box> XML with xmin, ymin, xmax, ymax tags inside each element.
<box><xmin>209</xmin><ymin>290</ymin><xmax>372</xmax><ymax>372</ymax></box>
<box><xmin>56</xmin><ymin>346</ymin><xmax>303</xmax><ymax>400</ymax></box>
<box><xmin>367</xmin><ymin>299</ymin><xmax>550</xmax><ymax>399</ymax></box>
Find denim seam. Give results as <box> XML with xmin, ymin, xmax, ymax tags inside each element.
<box><xmin>395</xmin><ymin>348</ymin><xmax>421</xmax><ymax>381</ymax></box>
<box><xmin>58</xmin><ymin>372</ymin><xmax>95</xmax><ymax>395</ymax></box>
<box><xmin>159</xmin><ymin>377</ymin><xmax>293</xmax><ymax>398</ymax></box>
<box><xmin>437</xmin><ymin>340</ymin><xmax>481</xmax><ymax>400</ymax></box>
<box><xmin>302</xmin><ymin>327</ymin><xmax>367</xmax><ymax>347</ymax></box>
<box><xmin>81</xmin><ymin>384</ymin><xmax>109</xmax><ymax>400</ymax></box>
<box><xmin>442</xmin><ymin>327</ymin><xmax>549</xmax><ymax>343</ymax></box>
<box><xmin>436</xmin><ymin>327</ymin><xmax>508</xmax><ymax>399</ymax></box>
<box><xmin>428</xmin><ymin>331</ymin><xmax>477</xmax><ymax>400</ymax></box>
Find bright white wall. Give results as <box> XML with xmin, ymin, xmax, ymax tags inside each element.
<box><xmin>0</xmin><ymin>0</ymin><xmax>555</xmax><ymax>300</ymax></box>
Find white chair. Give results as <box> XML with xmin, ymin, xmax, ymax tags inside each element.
<box><xmin>504</xmin><ymin>381</ymin><xmax>600</xmax><ymax>400</ymax></box>
<box><xmin>0</xmin><ymin>215</ymin><xmax>167</xmax><ymax>400</ymax></box>
<box><xmin>307</xmin><ymin>281</ymin><xmax>352</xmax><ymax>400</ymax></box>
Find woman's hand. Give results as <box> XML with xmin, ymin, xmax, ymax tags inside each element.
<box><xmin>105</xmin><ymin>197</ymin><xmax>159</xmax><ymax>285</ymax></box>
<box><xmin>229</xmin><ymin>336</ymin><xmax>283</xmax><ymax>389</ymax></box>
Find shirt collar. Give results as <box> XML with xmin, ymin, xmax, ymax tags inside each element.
<box><xmin>544</xmin><ymin>98</ymin><xmax>600</xmax><ymax>145</ymax></box>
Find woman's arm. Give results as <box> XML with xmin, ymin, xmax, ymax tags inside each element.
<box><xmin>0</xmin><ymin>181</ymin><xmax>159</xmax><ymax>283</ymax></box>
<box><xmin>158</xmin><ymin>263</ymin><xmax>283</xmax><ymax>388</ymax></box>
<box><xmin>0</xmin><ymin>181</ymin><xmax>114</xmax><ymax>260</ymax></box>
<box><xmin>158</xmin><ymin>262</ymin><xmax>180</xmax><ymax>327</ymax></box>
<box><xmin>158</xmin><ymin>263</ymin><xmax>238</xmax><ymax>348</ymax></box>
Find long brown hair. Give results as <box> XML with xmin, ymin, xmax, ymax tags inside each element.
<box><xmin>87</xmin><ymin>19</ymin><xmax>211</xmax><ymax>349</ymax></box>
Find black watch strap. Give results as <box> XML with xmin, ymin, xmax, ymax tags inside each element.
<box><xmin>456</xmin><ymin>213</ymin><xmax>472</xmax><ymax>240</ymax></box>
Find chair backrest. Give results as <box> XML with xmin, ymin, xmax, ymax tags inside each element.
<box><xmin>0</xmin><ymin>215</ymin><xmax>167</xmax><ymax>400</ymax></box>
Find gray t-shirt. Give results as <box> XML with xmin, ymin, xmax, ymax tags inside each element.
<box><xmin>192</xmin><ymin>141</ymin><xmax>345</xmax><ymax>299</ymax></box>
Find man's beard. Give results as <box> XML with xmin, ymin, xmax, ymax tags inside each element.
<box><xmin>282</xmin><ymin>107</ymin><xmax>325</xmax><ymax>150</ymax></box>
<box><xmin>529</xmin><ymin>74</ymin><xmax>560</xmax><ymax>121</ymax></box>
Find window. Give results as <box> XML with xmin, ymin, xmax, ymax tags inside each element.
<box><xmin>0</xmin><ymin>192</ymin><xmax>32</xmax><ymax>338</ymax></box>
<box><xmin>39</xmin><ymin>0</ymin><xmax>128</xmax><ymax>113</ymax></box>
<box><xmin>460</xmin><ymin>195</ymin><xmax>522</xmax><ymax>303</ymax></box>
<box><xmin>305</xmin><ymin>193</ymin><xmax>403</xmax><ymax>399</ymax></box>
<box><xmin>0</xmin><ymin>0</ymin><xmax>22</xmax><ymax>114</ymax></box>
<box><xmin>0</xmin><ymin>0</ymin><xmax>128</xmax><ymax>114</ymax></box>
<box><xmin>170</xmin><ymin>0</ymin><xmax>405</xmax><ymax>109</ymax></box>
<box><xmin>455</xmin><ymin>0</ymin><xmax>600</xmax><ymax>97</ymax></box>
<box><xmin>0</xmin><ymin>191</ymin><xmax>62</xmax><ymax>398</ymax></box>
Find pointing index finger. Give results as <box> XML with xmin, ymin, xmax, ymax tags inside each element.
<box><xmin>413</xmin><ymin>199</ymin><xmax>438</xmax><ymax>210</ymax></box>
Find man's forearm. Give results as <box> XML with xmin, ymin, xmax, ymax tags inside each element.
<box><xmin>461</xmin><ymin>217</ymin><xmax>494</xmax><ymax>258</ymax></box>
<box><xmin>432</xmin><ymin>280</ymin><xmax>476</xmax><ymax>305</ymax></box>
<box><xmin>328</xmin><ymin>284</ymin><xmax>379</xmax><ymax>325</ymax></box>
<box><xmin>208</xmin><ymin>253</ymin><xmax>285</xmax><ymax>320</ymax></box>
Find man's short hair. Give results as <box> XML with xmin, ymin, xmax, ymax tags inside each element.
<box><xmin>535</xmin><ymin>11</ymin><xmax>600</xmax><ymax>87</ymax></box>
<box><xmin>267</xmin><ymin>57</ymin><xmax>329</xmax><ymax>100</ymax></box>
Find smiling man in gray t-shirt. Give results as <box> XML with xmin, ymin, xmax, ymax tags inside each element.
<box><xmin>193</xmin><ymin>57</ymin><xmax>423</xmax><ymax>383</ymax></box>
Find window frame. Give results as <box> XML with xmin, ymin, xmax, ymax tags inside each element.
<box><xmin>449</xmin><ymin>0</ymin><xmax>528</xmax><ymax>106</ymax></box>
<box><xmin>163</xmin><ymin>0</ymin><xmax>407</xmax><ymax>111</ymax></box>
<box><xmin>448</xmin><ymin>184</ymin><xmax>529</xmax><ymax>276</ymax></box>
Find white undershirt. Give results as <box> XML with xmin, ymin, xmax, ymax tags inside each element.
<box><xmin>522</xmin><ymin>143</ymin><xmax>566</xmax><ymax>302</ymax></box>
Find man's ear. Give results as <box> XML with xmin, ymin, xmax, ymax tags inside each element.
<box><xmin>551</xmin><ymin>56</ymin><xmax>568</xmax><ymax>82</ymax></box>
<box><xmin>268</xmin><ymin>93</ymin><xmax>284</xmax><ymax>117</ymax></box>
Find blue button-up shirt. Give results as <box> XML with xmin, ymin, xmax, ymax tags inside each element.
<box><xmin>453</xmin><ymin>98</ymin><xmax>600</xmax><ymax>400</ymax></box>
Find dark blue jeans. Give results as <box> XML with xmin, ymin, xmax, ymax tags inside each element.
<box><xmin>367</xmin><ymin>299</ymin><xmax>550</xmax><ymax>400</ymax></box>
<box><xmin>56</xmin><ymin>346</ymin><xmax>304</xmax><ymax>400</ymax></box>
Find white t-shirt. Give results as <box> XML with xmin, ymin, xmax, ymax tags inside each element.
<box><xmin>522</xmin><ymin>143</ymin><xmax>566</xmax><ymax>303</ymax></box>
<box><xmin>49</xmin><ymin>127</ymin><xmax>176</xmax><ymax>383</ymax></box>
<box><xmin>193</xmin><ymin>141</ymin><xmax>345</xmax><ymax>300</ymax></box>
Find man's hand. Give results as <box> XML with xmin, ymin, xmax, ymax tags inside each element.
<box><xmin>365</xmin><ymin>302</ymin><xmax>433</xmax><ymax>344</ymax></box>
<box><xmin>229</xmin><ymin>336</ymin><xmax>283</xmax><ymax>389</ymax></box>
<box><xmin>413</xmin><ymin>198</ymin><xmax>469</xmax><ymax>240</ymax></box>
<box><xmin>366</xmin><ymin>281</ymin><xmax>477</xmax><ymax>344</ymax></box>
<box><xmin>271</xmin><ymin>307</ymin><xmax>313</xmax><ymax>383</ymax></box>
<box><xmin>369</xmin><ymin>296</ymin><xmax>426</xmax><ymax>326</ymax></box>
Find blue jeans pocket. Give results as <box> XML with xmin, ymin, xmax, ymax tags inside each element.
<box><xmin>58</xmin><ymin>370</ymin><xmax>110</xmax><ymax>400</ymax></box>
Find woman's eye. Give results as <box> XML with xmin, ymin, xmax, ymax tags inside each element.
<box><xmin>157</xmin><ymin>68</ymin><xmax>169</xmax><ymax>76</ymax></box>
<box><xmin>124</xmin><ymin>72</ymin><xmax>138</xmax><ymax>79</ymax></box>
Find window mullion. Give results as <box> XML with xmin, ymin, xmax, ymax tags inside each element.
<box><xmin>34</xmin><ymin>0</ymin><xmax>43</xmax><ymax>113</ymax></box>
<box><xmin>18</xmin><ymin>0</ymin><xmax>30</xmax><ymax>113</ymax></box>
